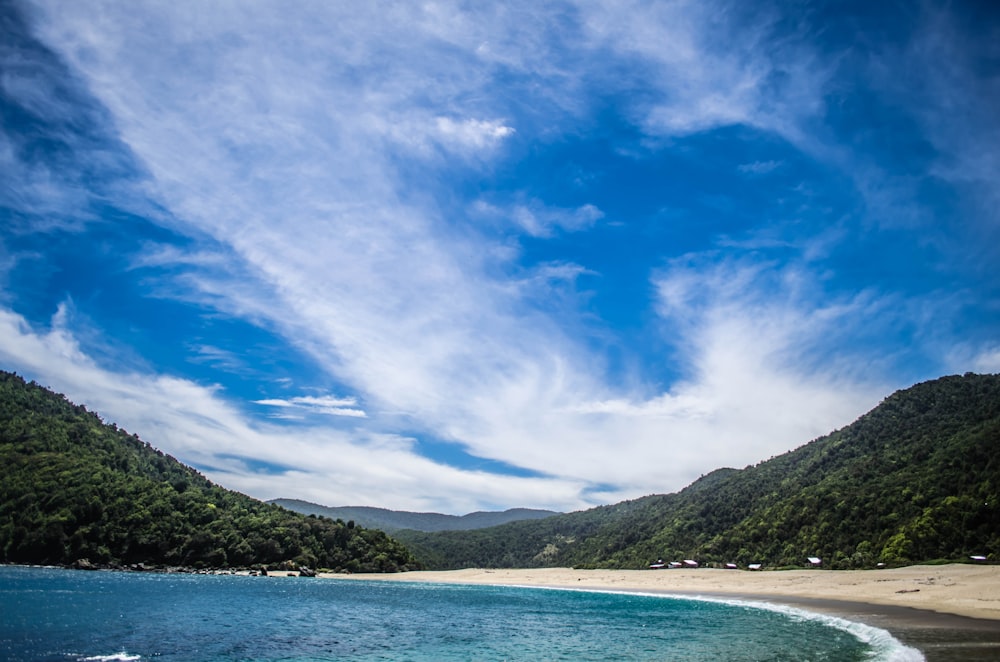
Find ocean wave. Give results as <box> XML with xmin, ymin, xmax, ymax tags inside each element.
<box><xmin>77</xmin><ymin>652</ymin><xmax>142</xmax><ymax>661</ymax></box>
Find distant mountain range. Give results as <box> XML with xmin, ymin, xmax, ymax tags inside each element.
<box><xmin>269</xmin><ymin>499</ymin><xmax>560</xmax><ymax>533</ymax></box>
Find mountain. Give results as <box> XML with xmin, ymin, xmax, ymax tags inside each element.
<box><xmin>269</xmin><ymin>499</ymin><xmax>560</xmax><ymax>533</ymax></box>
<box><xmin>0</xmin><ymin>371</ymin><xmax>419</xmax><ymax>572</ymax></box>
<box><xmin>395</xmin><ymin>374</ymin><xmax>1000</xmax><ymax>570</ymax></box>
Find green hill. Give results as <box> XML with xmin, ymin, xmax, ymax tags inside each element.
<box><xmin>0</xmin><ymin>371</ymin><xmax>419</xmax><ymax>572</ymax></box>
<box><xmin>396</xmin><ymin>373</ymin><xmax>1000</xmax><ymax>570</ymax></box>
<box><xmin>269</xmin><ymin>499</ymin><xmax>560</xmax><ymax>533</ymax></box>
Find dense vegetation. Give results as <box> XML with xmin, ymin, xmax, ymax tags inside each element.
<box><xmin>270</xmin><ymin>499</ymin><xmax>559</xmax><ymax>533</ymax></box>
<box><xmin>397</xmin><ymin>374</ymin><xmax>1000</xmax><ymax>570</ymax></box>
<box><xmin>0</xmin><ymin>372</ymin><xmax>419</xmax><ymax>572</ymax></box>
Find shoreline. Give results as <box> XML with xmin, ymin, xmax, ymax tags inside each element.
<box><xmin>319</xmin><ymin>565</ymin><xmax>1000</xmax><ymax>620</ymax></box>
<box><xmin>320</xmin><ymin>565</ymin><xmax>1000</xmax><ymax>660</ymax></box>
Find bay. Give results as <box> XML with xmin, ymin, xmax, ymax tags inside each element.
<box><xmin>0</xmin><ymin>566</ymin><xmax>920</xmax><ymax>660</ymax></box>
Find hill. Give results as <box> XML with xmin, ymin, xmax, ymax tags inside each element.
<box><xmin>269</xmin><ymin>499</ymin><xmax>560</xmax><ymax>533</ymax></box>
<box><xmin>0</xmin><ymin>371</ymin><xmax>419</xmax><ymax>572</ymax></box>
<box><xmin>396</xmin><ymin>373</ymin><xmax>1000</xmax><ymax>570</ymax></box>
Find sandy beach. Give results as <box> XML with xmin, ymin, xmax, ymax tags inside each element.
<box><xmin>319</xmin><ymin>564</ymin><xmax>1000</xmax><ymax>659</ymax></box>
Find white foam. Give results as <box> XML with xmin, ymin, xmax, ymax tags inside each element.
<box><xmin>78</xmin><ymin>652</ymin><xmax>142</xmax><ymax>661</ymax></box>
<box><xmin>699</xmin><ymin>596</ymin><xmax>926</xmax><ymax>662</ymax></box>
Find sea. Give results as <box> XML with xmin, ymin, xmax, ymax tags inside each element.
<box><xmin>0</xmin><ymin>565</ymin><xmax>924</xmax><ymax>661</ymax></box>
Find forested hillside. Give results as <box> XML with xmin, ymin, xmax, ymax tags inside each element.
<box><xmin>269</xmin><ymin>499</ymin><xmax>559</xmax><ymax>533</ymax></box>
<box><xmin>397</xmin><ymin>374</ymin><xmax>1000</xmax><ymax>570</ymax></box>
<box><xmin>0</xmin><ymin>372</ymin><xmax>419</xmax><ymax>572</ymax></box>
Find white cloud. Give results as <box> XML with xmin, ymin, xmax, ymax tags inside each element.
<box><xmin>255</xmin><ymin>395</ymin><xmax>367</xmax><ymax>418</ymax></box>
<box><xmin>900</xmin><ymin>9</ymin><xmax>1000</xmax><ymax>201</ymax></box>
<box><xmin>186</xmin><ymin>344</ymin><xmax>249</xmax><ymax>375</ymax></box>
<box><xmin>971</xmin><ymin>349</ymin><xmax>1000</xmax><ymax>374</ymax></box>
<box><xmin>738</xmin><ymin>160</ymin><xmax>782</xmax><ymax>175</ymax></box>
<box><xmin>435</xmin><ymin>117</ymin><xmax>515</xmax><ymax>151</ymax></box>
<box><xmin>577</xmin><ymin>0</ymin><xmax>976</xmax><ymax>252</ymax></box>
<box><xmin>944</xmin><ymin>344</ymin><xmax>1000</xmax><ymax>376</ymax></box>
<box><xmin>129</xmin><ymin>244</ymin><xmax>230</xmax><ymax>270</ymax></box>
<box><xmin>475</xmin><ymin>199</ymin><xmax>605</xmax><ymax>238</ymax></box>
<box><xmin>528</xmin><ymin>262</ymin><xmax>595</xmax><ymax>284</ymax></box>
<box><xmin>642</xmin><ymin>256</ymin><xmax>895</xmax><ymax>453</ymax></box>
<box><xmin>574</xmin><ymin>1</ymin><xmax>822</xmax><ymax>139</ymax></box>
<box><xmin>515</xmin><ymin>203</ymin><xmax>604</xmax><ymax>238</ymax></box>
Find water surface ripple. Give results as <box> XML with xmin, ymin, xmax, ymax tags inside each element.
<box><xmin>0</xmin><ymin>566</ymin><xmax>922</xmax><ymax>660</ymax></box>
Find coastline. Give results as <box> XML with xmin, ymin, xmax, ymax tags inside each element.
<box><xmin>319</xmin><ymin>565</ymin><xmax>1000</xmax><ymax>660</ymax></box>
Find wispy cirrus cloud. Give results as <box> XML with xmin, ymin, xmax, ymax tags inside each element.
<box><xmin>435</xmin><ymin>117</ymin><xmax>516</xmax><ymax>151</ymax></box>
<box><xmin>474</xmin><ymin>199</ymin><xmax>605</xmax><ymax>238</ymax></box>
<box><xmin>255</xmin><ymin>395</ymin><xmax>367</xmax><ymax>419</ymax></box>
<box><xmin>738</xmin><ymin>160</ymin><xmax>782</xmax><ymax>175</ymax></box>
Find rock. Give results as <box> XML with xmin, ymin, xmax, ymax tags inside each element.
<box><xmin>298</xmin><ymin>566</ymin><xmax>317</xmax><ymax>577</ymax></box>
<box><xmin>73</xmin><ymin>558</ymin><xmax>98</xmax><ymax>571</ymax></box>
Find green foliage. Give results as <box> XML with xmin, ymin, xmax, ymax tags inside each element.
<box><xmin>0</xmin><ymin>372</ymin><xmax>420</xmax><ymax>572</ymax></box>
<box><xmin>398</xmin><ymin>374</ymin><xmax>1000</xmax><ymax>570</ymax></box>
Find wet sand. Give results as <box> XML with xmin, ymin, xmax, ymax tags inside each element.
<box><xmin>318</xmin><ymin>565</ymin><xmax>1000</xmax><ymax>660</ymax></box>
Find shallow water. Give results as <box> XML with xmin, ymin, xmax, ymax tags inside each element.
<box><xmin>0</xmin><ymin>566</ymin><xmax>922</xmax><ymax>661</ymax></box>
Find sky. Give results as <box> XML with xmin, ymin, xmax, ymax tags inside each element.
<box><xmin>1</xmin><ymin>0</ymin><xmax>998</xmax><ymax>514</ymax></box>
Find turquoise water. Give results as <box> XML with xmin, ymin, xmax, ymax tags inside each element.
<box><xmin>0</xmin><ymin>566</ymin><xmax>922</xmax><ymax>660</ymax></box>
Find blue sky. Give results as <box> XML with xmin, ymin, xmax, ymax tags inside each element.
<box><xmin>2</xmin><ymin>0</ymin><xmax>998</xmax><ymax>514</ymax></box>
